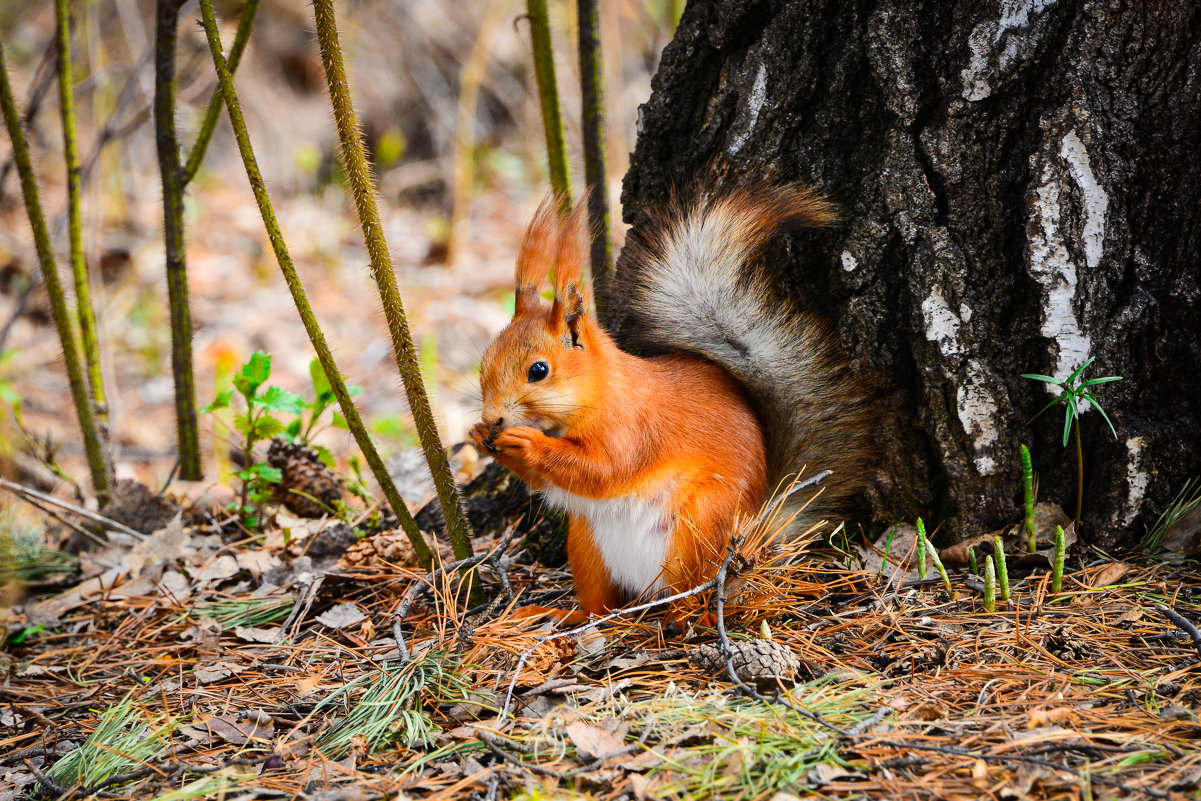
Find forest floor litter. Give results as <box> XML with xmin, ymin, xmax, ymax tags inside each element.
<box><xmin>3</xmin><ymin>481</ymin><xmax>1200</xmax><ymax>800</ymax></box>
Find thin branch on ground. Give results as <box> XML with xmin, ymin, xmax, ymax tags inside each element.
<box><xmin>392</xmin><ymin>526</ymin><xmax>520</xmax><ymax>658</ymax></box>
<box><xmin>1155</xmin><ymin>603</ymin><xmax>1201</xmax><ymax>659</ymax></box>
<box><xmin>0</xmin><ymin>477</ymin><xmax>145</xmax><ymax>541</ymax></box>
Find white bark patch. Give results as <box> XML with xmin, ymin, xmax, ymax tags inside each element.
<box><xmin>921</xmin><ymin>287</ymin><xmax>964</xmax><ymax>358</ymax></box>
<box><xmin>726</xmin><ymin>62</ymin><xmax>768</xmax><ymax>155</ymax></box>
<box><xmin>1058</xmin><ymin>130</ymin><xmax>1109</xmax><ymax>269</ymax></box>
<box><xmin>922</xmin><ymin>292</ymin><xmax>998</xmax><ymax>473</ymax></box>
<box><xmin>1027</xmin><ymin>159</ymin><xmax>1093</xmax><ymax>410</ymax></box>
<box><xmin>841</xmin><ymin>250</ymin><xmax>859</xmax><ymax>272</ymax></box>
<box><xmin>1117</xmin><ymin>436</ymin><xmax>1149</xmax><ymax>526</ymax></box>
<box><xmin>998</xmin><ymin>0</ymin><xmax>1057</xmax><ymax>31</ymax></box>
<box><xmin>957</xmin><ymin>359</ymin><xmax>1001</xmax><ymax>475</ymax></box>
<box><xmin>961</xmin><ymin>0</ymin><xmax>1058</xmax><ymax>101</ymax></box>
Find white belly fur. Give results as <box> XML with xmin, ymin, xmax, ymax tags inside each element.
<box><xmin>539</xmin><ymin>485</ymin><xmax>671</xmax><ymax>596</ymax></box>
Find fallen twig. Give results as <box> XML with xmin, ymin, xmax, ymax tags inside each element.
<box><xmin>0</xmin><ymin>478</ymin><xmax>144</xmax><ymax>541</ymax></box>
<box><xmin>393</xmin><ymin>527</ymin><xmax>520</xmax><ymax>659</ymax></box>
<box><xmin>1155</xmin><ymin>603</ymin><xmax>1201</xmax><ymax>659</ymax></box>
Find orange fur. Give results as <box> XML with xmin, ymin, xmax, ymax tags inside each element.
<box><xmin>470</xmin><ymin>194</ymin><xmax>768</xmax><ymax>621</ymax></box>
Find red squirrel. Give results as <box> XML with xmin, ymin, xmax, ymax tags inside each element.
<box><xmin>469</xmin><ymin>183</ymin><xmax>873</xmax><ymax>622</ymax></box>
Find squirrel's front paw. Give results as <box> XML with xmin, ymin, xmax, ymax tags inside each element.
<box><xmin>490</xmin><ymin>425</ymin><xmax>542</xmax><ymax>458</ymax></box>
<box><xmin>468</xmin><ymin>422</ymin><xmax>494</xmax><ymax>453</ymax></box>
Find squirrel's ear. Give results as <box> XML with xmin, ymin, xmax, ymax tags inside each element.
<box><xmin>551</xmin><ymin>198</ymin><xmax>590</xmax><ymax>345</ymax></box>
<box><xmin>514</xmin><ymin>194</ymin><xmax>560</xmax><ymax>317</ymax></box>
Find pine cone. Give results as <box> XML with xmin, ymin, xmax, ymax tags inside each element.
<box><xmin>689</xmin><ymin>639</ymin><xmax>804</xmax><ymax>689</ymax></box>
<box><xmin>266</xmin><ymin>438</ymin><xmax>341</xmax><ymax>518</ymax></box>
<box><xmin>338</xmin><ymin>529</ymin><xmax>420</xmax><ymax>569</ymax></box>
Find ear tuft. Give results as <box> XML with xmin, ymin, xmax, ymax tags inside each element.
<box><xmin>551</xmin><ymin>198</ymin><xmax>590</xmax><ymax>344</ymax></box>
<box><xmin>514</xmin><ymin>193</ymin><xmax>562</xmax><ymax>316</ymax></box>
<box><xmin>552</xmin><ymin>198</ymin><xmax>589</xmax><ymax>304</ymax></box>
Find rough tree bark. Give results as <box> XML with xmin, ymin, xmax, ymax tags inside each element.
<box><xmin>611</xmin><ymin>0</ymin><xmax>1201</xmax><ymax>548</ymax></box>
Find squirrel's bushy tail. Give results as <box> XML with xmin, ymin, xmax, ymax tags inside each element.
<box><xmin>619</xmin><ymin>183</ymin><xmax>874</xmax><ymax>531</ymax></box>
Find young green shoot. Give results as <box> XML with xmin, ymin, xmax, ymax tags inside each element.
<box><xmin>1023</xmin><ymin>358</ymin><xmax>1122</xmax><ymax>530</ymax></box>
<box><xmin>968</xmin><ymin>547</ymin><xmax>979</xmax><ymax>576</ymax></box>
<box><xmin>919</xmin><ymin>525</ymin><xmax>953</xmax><ymax>596</ymax></box>
<box><xmin>992</xmin><ymin>536</ymin><xmax>1010</xmax><ymax>601</ymax></box>
<box><xmin>1052</xmin><ymin>524</ymin><xmax>1066</xmax><ymax>595</ymax></box>
<box><xmin>1143</xmin><ymin>476</ymin><xmax>1201</xmax><ymax>554</ymax></box>
<box><xmin>983</xmin><ymin>555</ymin><xmax>996</xmax><ymax>613</ymax></box>
<box><xmin>915</xmin><ymin>518</ymin><xmax>928</xmax><ymax>579</ymax></box>
<box><xmin>1021</xmin><ymin>443</ymin><xmax>1037</xmax><ymax>552</ymax></box>
<box><xmin>200</xmin><ymin>352</ymin><xmax>354</xmax><ymax>528</ymax></box>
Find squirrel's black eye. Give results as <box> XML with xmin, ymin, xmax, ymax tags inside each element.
<box><xmin>527</xmin><ymin>361</ymin><xmax>549</xmax><ymax>382</ymax></box>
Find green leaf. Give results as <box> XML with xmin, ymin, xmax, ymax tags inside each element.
<box><xmin>234</xmin><ymin>351</ymin><xmax>272</xmax><ymax>400</ymax></box>
<box><xmin>331</xmin><ymin>412</ymin><xmax>349</xmax><ymax>431</ymax></box>
<box><xmin>285</xmin><ymin>419</ymin><xmax>302</xmax><ymax>439</ymax></box>
<box><xmin>1065</xmin><ymin>357</ymin><xmax>1095</xmax><ymax>385</ymax></box>
<box><xmin>309</xmin><ymin>357</ymin><xmax>332</xmax><ymax>400</ymax></box>
<box><xmin>199</xmin><ymin>389</ymin><xmax>234</xmax><ymax>415</ymax></box>
<box><xmin>1078</xmin><ymin>375</ymin><xmax>1123</xmax><ymax>388</ymax></box>
<box><xmin>258</xmin><ymin>385</ymin><xmax>307</xmax><ymax>415</ymax></box>
<box><xmin>238</xmin><ymin>464</ymin><xmax>282</xmax><ymax>483</ymax></box>
<box><xmin>311</xmin><ymin>391</ymin><xmax>335</xmax><ymax>420</ymax></box>
<box><xmin>1062</xmin><ymin>402</ymin><xmax>1075</xmax><ymax>447</ymax></box>
<box><xmin>233</xmin><ymin>412</ymin><xmax>253</xmax><ymax>436</ymax></box>
<box><xmin>348</xmin><ymin>384</ymin><xmax>362</xmax><ymax>397</ymax></box>
<box><xmin>1021</xmin><ymin>373</ymin><xmax>1060</xmax><ymax>384</ymax></box>
<box><xmin>1029</xmin><ymin>396</ymin><xmax>1062</xmax><ymax>423</ymax></box>
<box><xmin>252</xmin><ymin>415</ymin><xmax>285</xmax><ymax>439</ymax></box>
<box><xmin>1081</xmin><ymin>393</ymin><xmax>1120</xmax><ymax>439</ymax></box>
<box><xmin>312</xmin><ymin>443</ymin><xmax>336</xmax><ymax>468</ymax></box>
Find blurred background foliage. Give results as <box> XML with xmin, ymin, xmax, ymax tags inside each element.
<box><xmin>0</xmin><ymin>0</ymin><xmax>679</xmax><ymax>500</ymax></box>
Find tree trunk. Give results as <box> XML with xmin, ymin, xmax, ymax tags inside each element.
<box><xmin>612</xmin><ymin>0</ymin><xmax>1201</xmax><ymax>548</ymax></box>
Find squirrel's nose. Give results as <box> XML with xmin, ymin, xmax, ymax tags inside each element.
<box><xmin>483</xmin><ymin>414</ymin><xmax>504</xmax><ymax>429</ymax></box>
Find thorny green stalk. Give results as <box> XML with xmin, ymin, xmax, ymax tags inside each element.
<box><xmin>1052</xmin><ymin>524</ymin><xmax>1065</xmax><ymax>595</ymax></box>
<box><xmin>526</xmin><ymin>0</ymin><xmax>571</xmax><ymax>209</ymax></box>
<box><xmin>992</xmin><ymin>535</ymin><xmax>1010</xmax><ymax>601</ymax></box>
<box><xmin>0</xmin><ymin>43</ymin><xmax>112</xmax><ymax>502</ymax></box>
<box><xmin>1021</xmin><ymin>443</ymin><xmax>1036</xmax><ymax>553</ymax></box>
<box><xmin>197</xmin><ymin>0</ymin><xmax>434</xmax><ymax>568</ymax></box>
<box><xmin>155</xmin><ymin>0</ymin><xmax>201</xmax><ymax>480</ymax></box>
<box><xmin>311</xmin><ymin>0</ymin><xmax>473</xmax><ymax>560</ymax></box>
<box><xmin>56</xmin><ymin>0</ymin><xmax>107</xmax><ymax>423</ymax></box>
<box><xmin>576</xmin><ymin>0</ymin><xmax>611</xmax><ymax>308</ymax></box>
<box><xmin>915</xmin><ymin>517</ymin><xmax>927</xmax><ymax>579</ymax></box>
<box><xmin>182</xmin><ymin>0</ymin><xmax>260</xmax><ymax>186</ymax></box>
<box><xmin>983</xmin><ymin>555</ymin><xmax>996</xmax><ymax>613</ymax></box>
